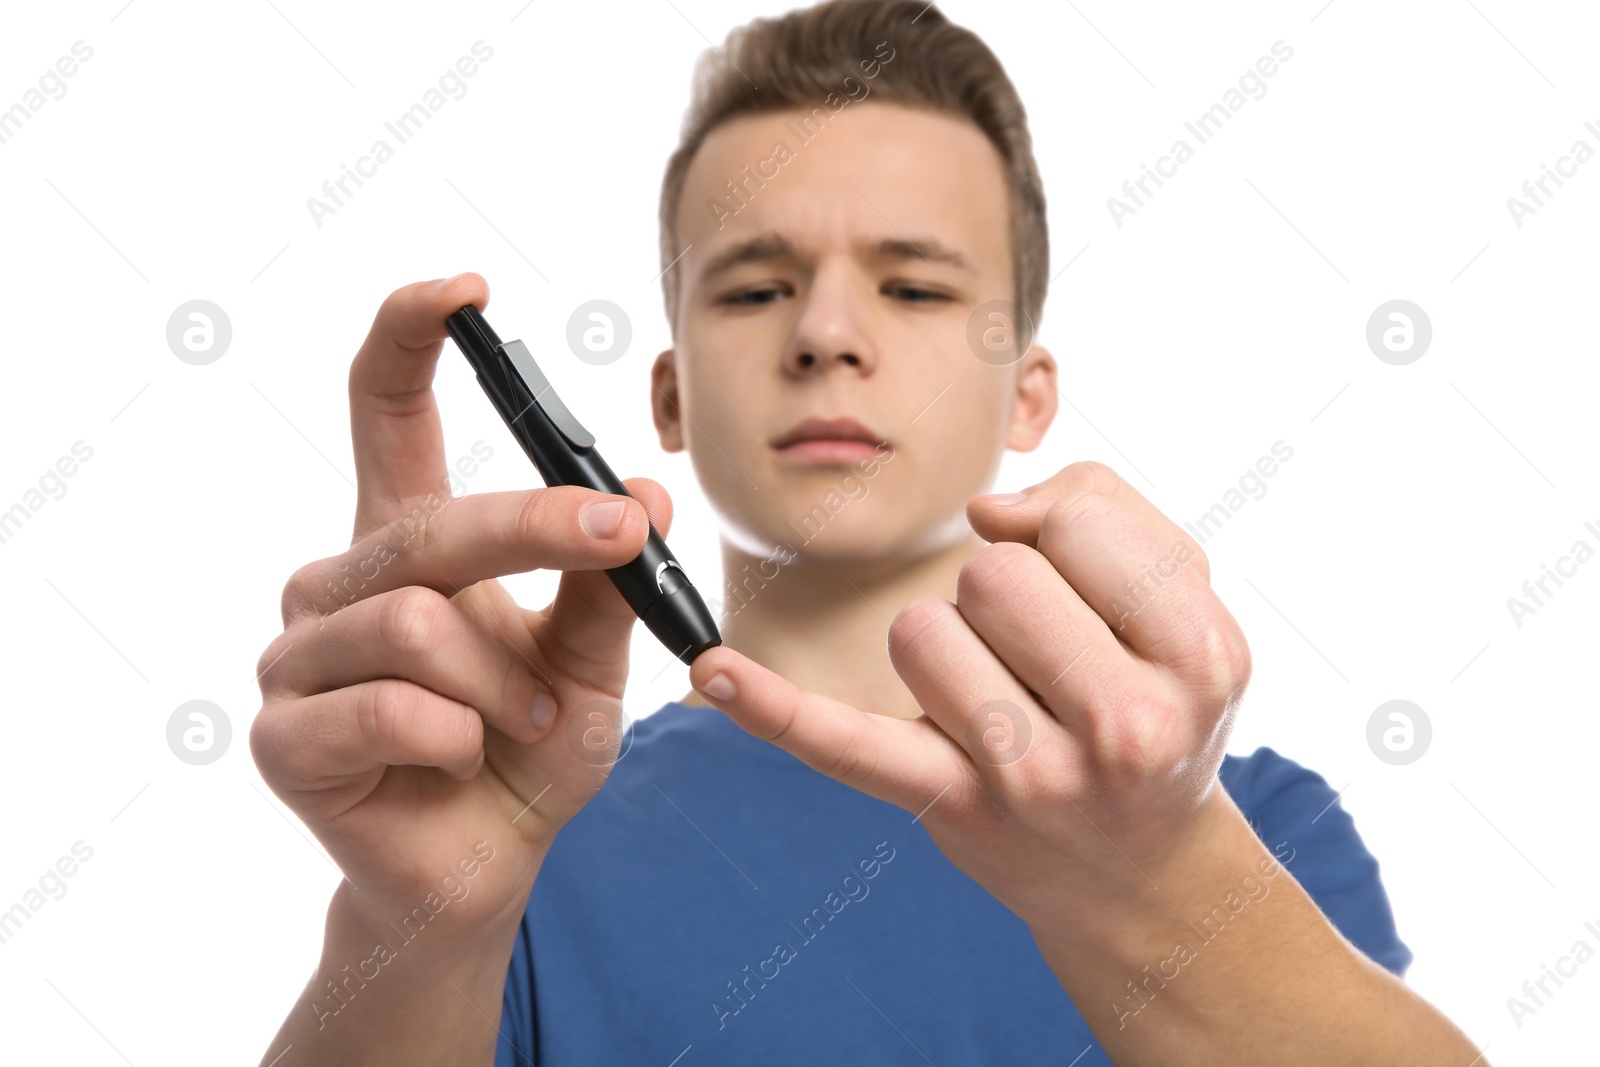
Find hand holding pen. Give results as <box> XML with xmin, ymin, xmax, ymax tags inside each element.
<box><xmin>252</xmin><ymin>275</ymin><xmax>686</xmax><ymax>989</ymax></box>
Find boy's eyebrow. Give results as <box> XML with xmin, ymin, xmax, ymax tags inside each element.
<box><xmin>698</xmin><ymin>232</ymin><xmax>976</xmax><ymax>283</ymax></box>
<box><xmin>873</xmin><ymin>236</ymin><xmax>974</xmax><ymax>276</ymax></box>
<box><xmin>700</xmin><ymin>233</ymin><xmax>797</xmax><ymax>281</ymax></box>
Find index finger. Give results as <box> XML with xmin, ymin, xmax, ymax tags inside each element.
<box><xmin>280</xmin><ymin>484</ymin><xmax>650</xmax><ymax>629</ymax></box>
<box><xmin>687</xmin><ymin>647</ymin><xmax>968</xmax><ymax>817</ymax></box>
<box><xmin>348</xmin><ymin>272</ymin><xmax>490</xmax><ymax>540</ymax></box>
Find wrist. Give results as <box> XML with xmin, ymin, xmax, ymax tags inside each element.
<box><xmin>1027</xmin><ymin>785</ymin><xmax>1267</xmax><ymax>967</ymax></box>
<box><xmin>280</xmin><ymin>872</ymin><xmax>537</xmax><ymax>1061</ymax></box>
<box><xmin>326</xmin><ymin>861</ymin><xmax>540</xmax><ymax>972</ymax></box>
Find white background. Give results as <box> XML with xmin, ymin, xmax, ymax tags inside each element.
<box><xmin>0</xmin><ymin>0</ymin><xmax>1594</xmax><ymax>1063</ymax></box>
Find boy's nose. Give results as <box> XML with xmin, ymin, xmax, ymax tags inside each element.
<box><xmin>783</xmin><ymin>264</ymin><xmax>878</xmax><ymax>376</ymax></box>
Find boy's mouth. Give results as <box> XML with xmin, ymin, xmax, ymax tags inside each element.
<box><xmin>771</xmin><ymin>416</ymin><xmax>889</xmax><ymax>464</ymax></box>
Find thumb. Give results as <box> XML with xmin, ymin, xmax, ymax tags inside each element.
<box><xmin>538</xmin><ymin>477</ymin><xmax>675</xmax><ymax>692</ymax></box>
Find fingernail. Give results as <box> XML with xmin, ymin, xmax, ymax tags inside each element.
<box><xmin>531</xmin><ymin>689</ymin><xmax>557</xmax><ymax>731</ymax></box>
<box><xmin>981</xmin><ymin>492</ymin><xmax>1028</xmax><ymax>505</ymax></box>
<box><xmin>580</xmin><ymin>499</ymin><xmax>626</xmax><ymax>538</ymax></box>
<box><xmin>473</xmin><ymin>748</ymin><xmax>485</xmax><ymax>773</ymax></box>
<box><xmin>700</xmin><ymin>672</ymin><xmax>735</xmax><ymax>700</ymax></box>
<box><xmin>435</xmin><ymin>272</ymin><xmax>466</xmax><ymax>289</ymax></box>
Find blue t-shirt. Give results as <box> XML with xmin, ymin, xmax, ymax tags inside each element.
<box><xmin>495</xmin><ymin>701</ymin><xmax>1410</xmax><ymax>1066</ymax></box>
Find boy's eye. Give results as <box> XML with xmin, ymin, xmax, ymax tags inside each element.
<box><xmin>718</xmin><ymin>284</ymin><xmax>952</xmax><ymax>306</ymax></box>
<box><xmin>885</xmin><ymin>285</ymin><xmax>951</xmax><ymax>304</ymax></box>
<box><xmin>722</xmin><ymin>287</ymin><xmax>788</xmax><ymax>306</ymax></box>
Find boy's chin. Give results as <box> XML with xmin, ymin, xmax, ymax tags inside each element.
<box><xmin>736</xmin><ymin>508</ymin><xmax>969</xmax><ymax>570</ymax></box>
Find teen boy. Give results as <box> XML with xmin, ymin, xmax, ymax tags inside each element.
<box><xmin>253</xmin><ymin>1</ymin><xmax>1481</xmax><ymax>1063</ymax></box>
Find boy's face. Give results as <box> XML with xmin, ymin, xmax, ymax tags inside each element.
<box><xmin>653</xmin><ymin>101</ymin><xmax>1055</xmax><ymax>565</ymax></box>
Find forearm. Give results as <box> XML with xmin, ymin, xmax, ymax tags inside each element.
<box><xmin>1029</xmin><ymin>788</ymin><xmax>1484</xmax><ymax>1065</ymax></box>
<box><xmin>258</xmin><ymin>875</ymin><xmax>534</xmax><ymax>1067</ymax></box>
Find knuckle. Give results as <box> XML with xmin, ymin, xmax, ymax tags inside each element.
<box><xmin>377</xmin><ymin>586</ymin><xmax>450</xmax><ymax>659</ymax></box>
<box><xmin>383</xmin><ymin>497</ymin><xmax>445</xmax><ymax>557</ymax></box>
<box><xmin>887</xmin><ymin>596</ymin><xmax>950</xmax><ymax>658</ymax></box>
<box><xmin>247</xmin><ymin>701</ymin><xmax>282</xmax><ymax>769</ymax></box>
<box><xmin>760</xmin><ymin>701</ymin><xmax>799</xmax><ymax>749</ymax></box>
<box><xmin>373</xmin><ymin>282</ymin><xmax>416</xmax><ymax>332</ymax></box>
<box><xmin>820</xmin><ymin>740</ymin><xmax>878</xmax><ymax>788</ymax></box>
<box><xmin>1102</xmin><ymin>728</ymin><xmax>1160</xmax><ymax>777</ymax></box>
<box><xmin>1083</xmin><ymin>687</ymin><xmax>1165</xmax><ymax>771</ymax></box>
<box><xmin>1161</xmin><ymin>616</ymin><xmax>1251</xmax><ymax>705</ymax></box>
<box><xmin>1082</xmin><ymin>683</ymin><xmax>1136</xmax><ymax>736</ymax></box>
<box><xmin>1058</xmin><ymin>460</ymin><xmax>1123</xmax><ymax>499</ymax></box>
<box><xmin>254</xmin><ymin>632</ymin><xmax>296</xmax><ymax>696</ymax></box>
<box><xmin>956</xmin><ymin>542</ymin><xmax>1035</xmax><ymax>605</ymax></box>
<box><xmin>1040</xmin><ymin>487</ymin><xmax>1115</xmax><ymax>543</ymax></box>
<box><xmin>357</xmin><ymin>678</ymin><xmax>422</xmax><ymax>753</ymax></box>
<box><xmin>514</xmin><ymin>488</ymin><xmax>563</xmax><ymax>548</ymax></box>
<box><xmin>280</xmin><ymin>560</ymin><xmax>331</xmax><ymax>627</ymax></box>
<box><xmin>451</xmin><ymin>699</ymin><xmax>484</xmax><ymax>756</ymax></box>
<box><xmin>1196</xmin><ymin>623</ymin><xmax>1252</xmax><ymax>704</ymax></box>
<box><xmin>1033</xmin><ymin>462</ymin><xmax>1126</xmax><ymax>546</ymax></box>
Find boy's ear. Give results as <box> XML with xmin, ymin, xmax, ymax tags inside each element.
<box><xmin>651</xmin><ymin>347</ymin><xmax>686</xmax><ymax>452</ymax></box>
<box><xmin>1005</xmin><ymin>342</ymin><xmax>1058</xmax><ymax>453</ymax></box>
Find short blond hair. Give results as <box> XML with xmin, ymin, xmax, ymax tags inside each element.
<box><xmin>657</xmin><ymin>0</ymin><xmax>1048</xmax><ymax>334</ymax></box>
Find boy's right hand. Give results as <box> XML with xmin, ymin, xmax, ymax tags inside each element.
<box><xmin>250</xmin><ymin>273</ymin><xmax>667</xmax><ymax>937</ymax></box>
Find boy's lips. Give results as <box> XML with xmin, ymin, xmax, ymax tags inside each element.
<box><xmin>770</xmin><ymin>415</ymin><xmax>888</xmax><ymax>451</ymax></box>
<box><xmin>772</xmin><ymin>439</ymin><xmax>885</xmax><ymax>464</ymax></box>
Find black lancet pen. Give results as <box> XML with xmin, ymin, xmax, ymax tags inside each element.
<box><xmin>445</xmin><ymin>303</ymin><xmax>722</xmax><ymax>666</ymax></box>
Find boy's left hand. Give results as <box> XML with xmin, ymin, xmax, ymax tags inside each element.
<box><xmin>687</xmin><ymin>460</ymin><xmax>1253</xmax><ymax>938</ymax></box>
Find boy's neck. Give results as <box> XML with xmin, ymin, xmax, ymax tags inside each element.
<box><xmin>680</xmin><ymin>526</ymin><xmax>989</xmax><ymax>718</ymax></box>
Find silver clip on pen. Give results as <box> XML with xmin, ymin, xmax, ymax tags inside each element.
<box><xmin>444</xmin><ymin>303</ymin><xmax>722</xmax><ymax>666</ymax></box>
